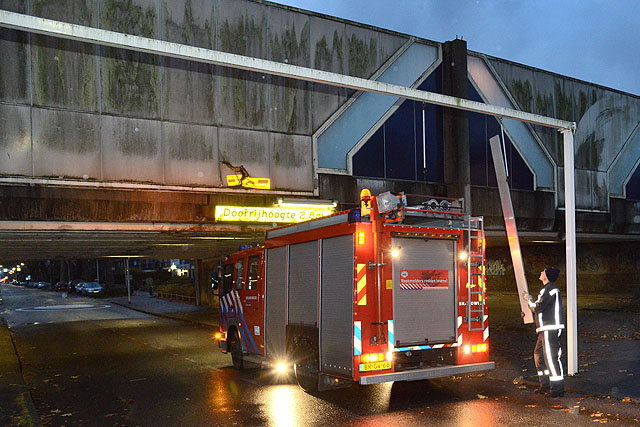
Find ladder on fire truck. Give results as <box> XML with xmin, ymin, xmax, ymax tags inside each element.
<box><xmin>466</xmin><ymin>216</ymin><xmax>486</xmax><ymax>331</ymax></box>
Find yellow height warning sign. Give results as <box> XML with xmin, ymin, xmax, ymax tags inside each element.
<box><xmin>226</xmin><ymin>174</ymin><xmax>271</xmax><ymax>190</ymax></box>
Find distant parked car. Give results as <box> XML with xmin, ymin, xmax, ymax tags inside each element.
<box><xmin>36</xmin><ymin>282</ymin><xmax>51</xmax><ymax>289</ymax></box>
<box><xmin>75</xmin><ymin>282</ymin><xmax>86</xmax><ymax>294</ymax></box>
<box><xmin>81</xmin><ymin>282</ymin><xmax>102</xmax><ymax>296</ymax></box>
<box><xmin>67</xmin><ymin>280</ymin><xmax>83</xmax><ymax>294</ymax></box>
<box><xmin>55</xmin><ymin>281</ymin><xmax>72</xmax><ymax>292</ymax></box>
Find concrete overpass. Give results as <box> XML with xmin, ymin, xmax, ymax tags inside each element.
<box><xmin>1</xmin><ymin>0</ymin><xmax>639</xmax><ymax>284</ymax></box>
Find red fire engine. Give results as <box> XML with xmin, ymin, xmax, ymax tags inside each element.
<box><xmin>216</xmin><ymin>191</ymin><xmax>494</xmax><ymax>391</ymax></box>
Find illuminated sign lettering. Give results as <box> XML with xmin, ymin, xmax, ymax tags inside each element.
<box><xmin>215</xmin><ymin>206</ymin><xmax>334</xmax><ymax>223</ymax></box>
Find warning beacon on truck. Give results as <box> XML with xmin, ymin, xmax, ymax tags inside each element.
<box><xmin>215</xmin><ymin>191</ymin><xmax>494</xmax><ymax>392</ymax></box>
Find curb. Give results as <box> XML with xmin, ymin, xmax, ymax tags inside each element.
<box><xmin>1</xmin><ymin>317</ymin><xmax>42</xmax><ymax>427</ymax></box>
<box><xmin>108</xmin><ymin>300</ymin><xmax>218</xmax><ymax>328</ymax></box>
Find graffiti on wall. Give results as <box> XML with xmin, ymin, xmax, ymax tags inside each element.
<box><xmin>485</xmin><ymin>259</ymin><xmax>507</xmax><ymax>276</ymax></box>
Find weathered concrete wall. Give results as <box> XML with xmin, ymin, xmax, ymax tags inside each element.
<box><xmin>486</xmin><ymin>243</ymin><xmax>640</xmax><ymax>293</ymax></box>
<box><xmin>486</xmin><ymin>56</ymin><xmax>640</xmax><ymax>211</ymax></box>
<box><xmin>0</xmin><ymin>184</ymin><xmax>276</xmax><ymax>223</ymax></box>
<box><xmin>0</xmin><ymin>0</ymin><xmax>409</xmax><ymax>192</ymax></box>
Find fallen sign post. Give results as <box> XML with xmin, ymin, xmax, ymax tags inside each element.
<box><xmin>489</xmin><ymin>135</ymin><xmax>533</xmax><ymax>325</ymax></box>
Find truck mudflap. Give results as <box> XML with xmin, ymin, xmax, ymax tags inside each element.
<box><xmin>358</xmin><ymin>361</ymin><xmax>495</xmax><ymax>385</ymax></box>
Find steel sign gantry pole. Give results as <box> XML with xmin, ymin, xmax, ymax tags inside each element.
<box><xmin>0</xmin><ymin>9</ymin><xmax>579</xmax><ymax>374</ymax></box>
<box><xmin>562</xmin><ymin>129</ymin><xmax>578</xmax><ymax>375</ymax></box>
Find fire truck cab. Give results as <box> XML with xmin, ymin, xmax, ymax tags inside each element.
<box><xmin>217</xmin><ymin>191</ymin><xmax>494</xmax><ymax>391</ymax></box>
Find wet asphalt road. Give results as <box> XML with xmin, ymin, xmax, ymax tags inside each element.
<box><xmin>1</xmin><ymin>284</ymin><xmax>639</xmax><ymax>426</ymax></box>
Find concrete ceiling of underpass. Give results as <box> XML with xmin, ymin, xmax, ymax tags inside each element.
<box><xmin>2</xmin><ymin>223</ymin><xmax>637</xmax><ymax>265</ymax></box>
<box><xmin>0</xmin><ymin>223</ymin><xmax>267</xmax><ymax>263</ymax></box>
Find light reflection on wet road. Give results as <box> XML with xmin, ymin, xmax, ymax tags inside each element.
<box><xmin>3</xmin><ymin>285</ymin><xmax>637</xmax><ymax>426</ymax></box>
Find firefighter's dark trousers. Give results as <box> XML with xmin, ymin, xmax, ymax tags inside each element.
<box><xmin>534</xmin><ymin>329</ymin><xmax>564</xmax><ymax>393</ymax></box>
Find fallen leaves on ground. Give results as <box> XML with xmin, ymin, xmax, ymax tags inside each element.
<box><xmin>476</xmin><ymin>394</ymin><xmax>488</xmax><ymax>399</ymax></box>
<box><xmin>525</xmin><ymin>404</ymin><xmax>537</xmax><ymax>408</ymax></box>
<box><xmin>552</xmin><ymin>405</ymin><xmax>563</xmax><ymax>409</ymax></box>
<box><xmin>622</xmin><ymin>397</ymin><xmax>631</xmax><ymax>402</ymax></box>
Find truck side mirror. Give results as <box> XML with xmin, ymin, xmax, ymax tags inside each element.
<box><xmin>211</xmin><ymin>273</ymin><xmax>219</xmax><ymax>295</ymax></box>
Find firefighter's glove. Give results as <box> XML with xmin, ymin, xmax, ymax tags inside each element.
<box><xmin>521</xmin><ymin>291</ymin><xmax>533</xmax><ymax>302</ymax></box>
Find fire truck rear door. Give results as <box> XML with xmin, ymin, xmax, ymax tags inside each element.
<box><xmin>391</xmin><ymin>237</ymin><xmax>457</xmax><ymax>347</ymax></box>
<box><xmin>265</xmin><ymin>246</ymin><xmax>287</xmax><ymax>360</ymax></box>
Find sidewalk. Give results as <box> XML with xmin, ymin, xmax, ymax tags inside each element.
<box><xmin>109</xmin><ymin>291</ymin><xmax>640</xmax><ymax>401</ymax></box>
<box><xmin>485</xmin><ymin>292</ymin><xmax>640</xmax><ymax>401</ymax></box>
<box><xmin>0</xmin><ymin>318</ymin><xmax>41</xmax><ymax>427</ymax></box>
<box><xmin>108</xmin><ymin>292</ymin><xmax>219</xmax><ymax>327</ymax></box>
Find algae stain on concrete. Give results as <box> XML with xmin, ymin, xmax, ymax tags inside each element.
<box><xmin>32</xmin><ymin>0</ymin><xmax>97</xmax><ymax>109</ymax></box>
<box><xmin>511</xmin><ymin>80</ymin><xmax>533</xmax><ymax>112</ymax></box>
<box><xmin>219</xmin><ymin>12</ymin><xmax>267</xmax><ymax>125</ymax></box>
<box><xmin>270</xmin><ymin>20</ymin><xmax>310</xmax><ymax>132</ymax></box>
<box><xmin>313</xmin><ymin>30</ymin><xmax>347</xmax><ymax>74</ymax></box>
<box><xmin>170</xmin><ymin>138</ymin><xmax>213</xmax><ymax>162</ymax></box>
<box><xmin>348</xmin><ymin>35</ymin><xmax>377</xmax><ymax>78</ymax></box>
<box><xmin>116</xmin><ymin>132</ymin><xmax>157</xmax><ymax>157</ymax></box>
<box><xmin>102</xmin><ymin>0</ymin><xmax>159</xmax><ymax>116</ymax></box>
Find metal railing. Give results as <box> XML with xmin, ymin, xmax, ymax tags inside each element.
<box><xmin>156</xmin><ymin>292</ymin><xmax>197</xmax><ymax>304</ymax></box>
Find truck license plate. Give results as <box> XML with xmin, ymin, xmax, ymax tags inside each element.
<box><xmin>361</xmin><ymin>361</ymin><xmax>392</xmax><ymax>372</ymax></box>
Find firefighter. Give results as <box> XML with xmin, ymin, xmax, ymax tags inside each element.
<box><xmin>523</xmin><ymin>267</ymin><xmax>565</xmax><ymax>397</ymax></box>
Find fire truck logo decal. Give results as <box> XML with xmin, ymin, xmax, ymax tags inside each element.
<box><xmin>356</xmin><ymin>264</ymin><xmax>367</xmax><ymax>305</ymax></box>
<box><xmin>399</xmin><ymin>269</ymin><xmax>449</xmax><ymax>290</ymax></box>
<box><xmin>219</xmin><ymin>290</ymin><xmax>259</xmax><ymax>354</ymax></box>
<box><xmin>354</xmin><ymin>321</ymin><xmax>362</xmax><ymax>355</ymax></box>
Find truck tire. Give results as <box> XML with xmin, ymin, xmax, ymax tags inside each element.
<box><xmin>229</xmin><ymin>329</ymin><xmax>243</xmax><ymax>370</ymax></box>
<box><xmin>293</xmin><ymin>340</ymin><xmax>319</xmax><ymax>393</ymax></box>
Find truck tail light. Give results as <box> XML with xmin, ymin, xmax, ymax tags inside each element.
<box><xmin>464</xmin><ymin>344</ymin><xmax>488</xmax><ymax>354</ymax></box>
<box><xmin>358</xmin><ymin>232</ymin><xmax>366</xmax><ymax>245</ymax></box>
<box><xmin>473</xmin><ymin>344</ymin><xmax>488</xmax><ymax>352</ymax></box>
<box><xmin>362</xmin><ymin>353</ymin><xmax>385</xmax><ymax>363</ymax></box>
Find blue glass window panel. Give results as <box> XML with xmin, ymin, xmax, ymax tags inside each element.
<box><xmin>468</xmin><ymin>81</ymin><xmax>533</xmax><ymax>190</ymax></box>
<box><xmin>353</xmin><ymin>126</ymin><xmax>385</xmax><ymax>178</ymax></box>
<box><xmin>385</xmin><ymin>99</ymin><xmax>416</xmax><ymax>180</ymax></box>
<box><xmin>625</xmin><ymin>164</ymin><xmax>640</xmax><ymax>200</ymax></box>
<box><xmin>353</xmin><ymin>65</ymin><xmax>443</xmax><ymax>182</ymax></box>
<box><xmin>414</xmin><ymin>66</ymin><xmax>444</xmax><ymax>183</ymax></box>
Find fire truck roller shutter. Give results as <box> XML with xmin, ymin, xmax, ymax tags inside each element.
<box><xmin>320</xmin><ymin>234</ymin><xmax>354</xmax><ymax>376</ymax></box>
<box><xmin>392</xmin><ymin>238</ymin><xmax>457</xmax><ymax>346</ymax></box>
<box><xmin>288</xmin><ymin>241</ymin><xmax>320</xmax><ymax>326</ymax></box>
<box><xmin>265</xmin><ymin>246</ymin><xmax>287</xmax><ymax>360</ymax></box>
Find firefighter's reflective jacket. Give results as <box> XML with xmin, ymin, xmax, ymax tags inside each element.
<box><xmin>528</xmin><ymin>282</ymin><xmax>565</xmax><ymax>333</ymax></box>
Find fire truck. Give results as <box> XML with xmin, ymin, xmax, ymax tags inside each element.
<box><xmin>216</xmin><ymin>191</ymin><xmax>494</xmax><ymax>391</ymax></box>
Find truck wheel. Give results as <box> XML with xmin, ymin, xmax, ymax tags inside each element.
<box><xmin>229</xmin><ymin>330</ymin><xmax>243</xmax><ymax>370</ymax></box>
<box><xmin>293</xmin><ymin>340</ymin><xmax>318</xmax><ymax>393</ymax></box>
